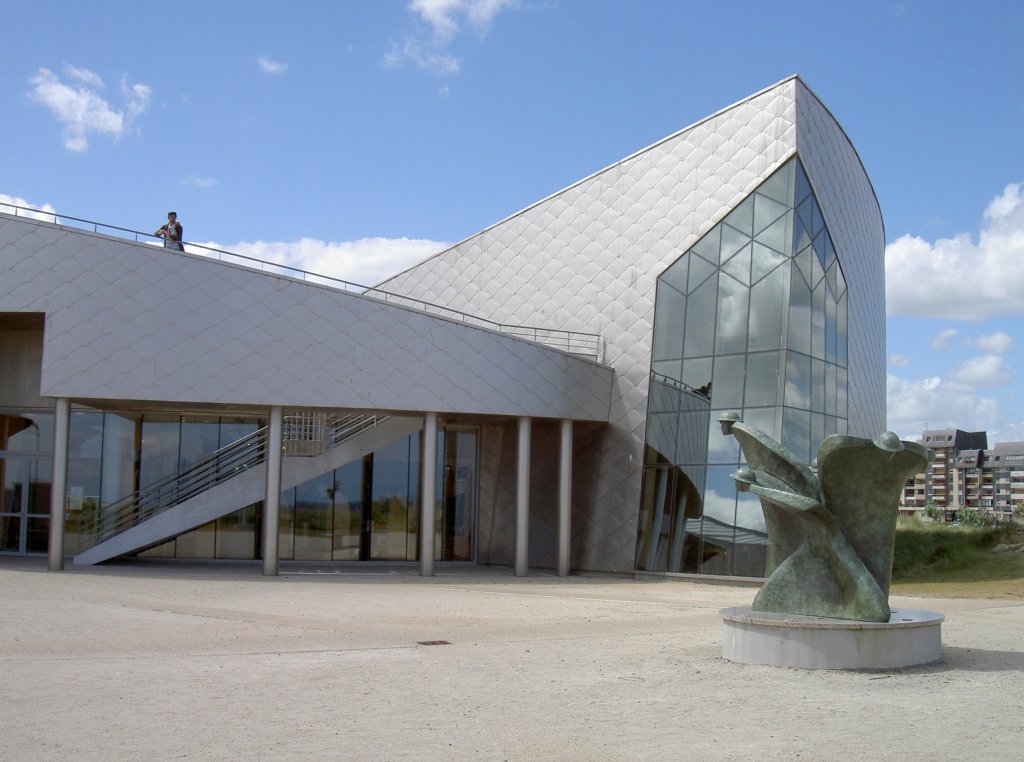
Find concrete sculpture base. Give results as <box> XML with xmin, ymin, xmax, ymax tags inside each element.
<box><xmin>720</xmin><ymin>606</ymin><xmax>943</xmax><ymax>670</ymax></box>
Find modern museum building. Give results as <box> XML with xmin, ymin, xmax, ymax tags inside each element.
<box><xmin>0</xmin><ymin>76</ymin><xmax>885</xmax><ymax>579</ymax></box>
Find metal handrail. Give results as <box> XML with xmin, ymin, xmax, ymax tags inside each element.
<box><xmin>1</xmin><ymin>202</ymin><xmax>603</xmax><ymax>359</ymax></box>
<box><xmin>75</xmin><ymin>413</ymin><xmax>389</xmax><ymax>553</ymax></box>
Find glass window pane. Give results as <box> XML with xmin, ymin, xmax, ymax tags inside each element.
<box><xmin>690</xmin><ymin>226</ymin><xmax>721</xmax><ymax>265</ymax></box>
<box><xmin>139</xmin><ymin>416</ymin><xmax>181</xmax><ymax>488</ymax></box>
<box><xmin>332</xmin><ymin>459</ymin><xmax>364</xmax><ymax>561</ymax></box>
<box><xmin>372</xmin><ymin>437</ymin><xmax>416</xmax><ymax>561</ymax></box>
<box><xmin>837</xmin><ymin>292</ymin><xmax>849</xmax><ymax>367</ymax></box>
<box><xmin>179</xmin><ymin>416</ymin><xmax>219</xmax><ymax>470</ymax></box>
<box><xmin>681</xmin><ymin>357</ymin><xmax>713</xmax><ymax>395</ymax></box>
<box><xmin>745</xmin><ymin>351</ymin><xmax>780</xmax><ymax>407</ymax></box>
<box><xmin>754</xmin><ymin>194</ymin><xmax>789</xmax><ymax>237</ymax></box>
<box><xmin>784</xmin><ymin>352</ymin><xmax>811</xmax><ymax>409</ymax></box>
<box><xmin>0</xmin><ymin>515</ymin><xmax>20</xmax><ymax>552</ymax></box>
<box><xmin>720</xmin><ymin>224</ymin><xmax>750</xmax><ymax>264</ymax></box>
<box><xmin>826</xmin><ymin>363</ymin><xmax>838</xmax><ymax>417</ymax></box>
<box><xmin>651</xmin><ymin>359</ymin><xmax>681</xmax><ymax>384</ymax></box>
<box><xmin>687</xmin><ymin>246</ymin><xmax>717</xmax><ymax>291</ymax></box>
<box><xmin>751</xmin><ymin>239</ymin><xmax>788</xmax><ymax>284</ymax></box>
<box><xmin>652</xmin><ymin>281</ymin><xmax>686</xmax><ymax>361</ymax></box>
<box><xmin>758</xmin><ymin>161</ymin><xmax>794</xmax><ymax>205</ymax></box>
<box><xmin>825</xmin><ymin>290</ymin><xmax>837</xmax><ymax>364</ymax></box>
<box><xmin>721</xmin><ymin>242</ymin><xmax>751</xmax><ymax>285</ymax></box>
<box><xmin>715</xmin><ymin>274</ymin><xmax>748</xmax><ymax>355</ymax></box>
<box><xmin>711</xmin><ymin>355</ymin><xmax>745</xmax><ymax>410</ymax></box>
<box><xmin>294</xmin><ymin>472</ymin><xmax>333</xmax><ymax>560</ymax></box>
<box><xmin>660</xmin><ymin>256</ymin><xmax>688</xmax><ymax>294</ymax></box>
<box><xmin>787</xmin><ymin>264</ymin><xmax>811</xmax><ymax>355</ymax></box>
<box><xmin>684</xmin><ymin>273</ymin><xmax>717</xmax><ymax>358</ymax></box>
<box><xmin>838</xmin><ymin>366</ymin><xmax>849</xmax><ymax>420</ymax></box>
<box><xmin>811</xmin><ymin>413</ymin><xmax>825</xmax><ymax>462</ymax></box>
<box><xmin>645</xmin><ymin>413</ymin><xmax>678</xmax><ymax>465</ymax></box>
<box><xmin>3</xmin><ymin>412</ymin><xmax>52</xmax><ymax>453</ymax></box>
<box><xmin>739</xmin><ymin>407</ymin><xmax>778</xmax><ymax>446</ymax></box>
<box><xmin>811</xmin><ymin>357</ymin><xmax>826</xmax><ymax>413</ymax></box>
<box><xmin>811</xmin><ymin>281</ymin><xmax>826</xmax><ymax>359</ymax></box>
<box><xmin>725</xmin><ymin>195</ymin><xmax>755</xmax><ymax>237</ymax></box>
<box><xmin>707</xmin><ymin>408</ymin><xmax>740</xmax><ymax>465</ymax></box>
<box><xmin>676</xmin><ymin>404</ymin><xmax>711</xmax><ymax>466</ymax></box>
<box><xmin>748</xmin><ymin>263</ymin><xmax>789</xmax><ymax>351</ymax></box>
<box><xmin>636</xmin><ymin>467</ymin><xmax>675</xmax><ymax>571</ymax></box>
<box><xmin>216</xmin><ymin>504</ymin><xmax>259</xmax><ymax>559</ymax></box>
<box><xmin>782</xmin><ymin>407</ymin><xmax>812</xmax><ymax>465</ymax></box>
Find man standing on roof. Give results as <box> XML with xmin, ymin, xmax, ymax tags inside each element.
<box><xmin>155</xmin><ymin>211</ymin><xmax>184</xmax><ymax>251</ymax></box>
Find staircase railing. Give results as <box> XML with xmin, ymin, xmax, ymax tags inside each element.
<box><xmin>1</xmin><ymin>203</ymin><xmax>603</xmax><ymax>360</ymax></box>
<box><xmin>75</xmin><ymin>413</ymin><xmax>388</xmax><ymax>553</ymax></box>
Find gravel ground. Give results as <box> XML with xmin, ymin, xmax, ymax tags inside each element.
<box><xmin>1</xmin><ymin>557</ymin><xmax>1022</xmax><ymax>761</ymax></box>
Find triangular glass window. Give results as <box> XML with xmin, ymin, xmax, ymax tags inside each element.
<box><xmin>758</xmin><ymin>162</ymin><xmax>794</xmax><ymax>205</ymax></box>
<box><xmin>795</xmin><ymin>161</ymin><xmax>812</xmax><ymax>205</ymax></box>
<box><xmin>719</xmin><ymin>223</ymin><xmax>750</xmax><ymax>264</ymax></box>
<box><xmin>687</xmin><ymin>251</ymin><xmax>717</xmax><ymax>293</ymax></box>
<box><xmin>661</xmin><ymin>256</ymin><xmax>688</xmax><ymax>294</ymax></box>
<box><xmin>722</xmin><ymin>242</ymin><xmax>752</xmax><ymax>285</ymax></box>
<box><xmin>690</xmin><ymin>226</ymin><xmax>721</xmax><ymax>264</ymax></box>
<box><xmin>724</xmin><ymin>195</ymin><xmax>755</xmax><ymax>237</ymax></box>
<box><xmin>755</xmin><ymin>209</ymin><xmax>791</xmax><ymax>255</ymax></box>
<box><xmin>751</xmin><ymin>241</ymin><xmax>788</xmax><ymax>284</ymax></box>
<box><xmin>754</xmin><ymin>194</ymin><xmax>789</xmax><ymax>236</ymax></box>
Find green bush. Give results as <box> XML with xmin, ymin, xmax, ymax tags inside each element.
<box><xmin>892</xmin><ymin>520</ymin><xmax>1022</xmax><ymax>583</ymax></box>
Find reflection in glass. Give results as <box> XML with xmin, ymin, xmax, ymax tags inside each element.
<box><xmin>683</xmin><ymin>274</ymin><xmax>717</xmax><ymax>358</ymax></box>
<box><xmin>784</xmin><ymin>352</ymin><xmax>811</xmax><ymax>409</ymax></box>
<box><xmin>711</xmin><ymin>355</ymin><xmax>744</xmax><ymax>410</ymax></box>
<box><xmin>748</xmin><ymin>263</ymin><xmax>789</xmax><ymax>351</ymax></box>
<box><xmin>745</xmin><ymin>352</ymin><xmax>781</xmax><ymax>408</ymax></box>
<box><xmin>715</xmin><ymin>274</ymin><xmax>748</xmax><ymax>354</ymax></box>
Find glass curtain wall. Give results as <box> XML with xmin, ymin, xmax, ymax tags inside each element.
<box><xmin>0</xmin><ymin>404</ymin><xmax>478</xmax><ymax>563</ymax></box>
<box><xmin>636</xmin><ymin>158</ymin><xmax>849</xmax><ymax>577</ymax></box>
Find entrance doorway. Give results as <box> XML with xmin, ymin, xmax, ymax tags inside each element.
<box><xmin>0</xmin><ymin>455</ymin><xmax>51</xmax><ymax>555</ymax></box>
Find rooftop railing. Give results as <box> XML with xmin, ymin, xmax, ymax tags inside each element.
<box><xmin>1</xmin><ymin>202</ymin><xmax>603</xmax><ymax>360</ymax></box>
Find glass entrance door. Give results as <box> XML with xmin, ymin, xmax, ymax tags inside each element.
<box><xmin>0</xmin><ymin>456</ymin><xmax>51</xmax><ymax>555</ymax></box>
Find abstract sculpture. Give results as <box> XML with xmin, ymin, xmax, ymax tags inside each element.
<box><xmin>720</xmin><ymin>412</ymin><xmax>932</xmax><ymax>622</ymax></box>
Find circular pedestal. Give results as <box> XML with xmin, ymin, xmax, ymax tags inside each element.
<box><xmin>720</xmin><ymin>606</ymin><xmax>944</xmax><ymax>670</ymax></box>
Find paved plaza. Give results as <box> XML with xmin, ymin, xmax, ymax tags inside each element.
<box><xmin>2</xmin><ymin>558</ymin><xmax>1022</xmax><ymax>761</ymax></box>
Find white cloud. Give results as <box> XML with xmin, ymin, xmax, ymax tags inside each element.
<box><xmin>889</xmin><ymin>353</ymin><xmax>912</xmax><ymax>367</ymax></box>
<box><xmin>182</xmin><ymin>176</ymin><xmax>217</xmax><ymax>188</ymax></box>
<box><xmin>0</xmin><ymin>193</ymin><xmax>57</xmax><ymax>222</ymax></box>
<box><xmin>195</xmin><ymin>236</ymin><xmax>448</xmax><ymax>287</ymax></box>
<box><xmin>385</xmin><ymin>0</ymin><xmax>518</xmax><ymax>73</ymax></box>
<box><xmin>258</xmin><ymin>56</ymin><xmax>288</xmax><ymax>75</ymax></box>
<box><xmin>26</xmin><ymin>66</ymin><xmax>151</xmax><ymax>152</ymax></box>
<box><xmin>886</xmin><ymin>182</ymin><xmax>1024</xmax><ymax>319</ymax></box>
<box><xmin>968</xmin><ymin>331</ymin><xmax>1014</xmax><ymax>354</ymax></box>
<box><xmin>384</xmin><ymin>37</ymin><xmax>461</xmax><ymax>74</ymax></box>
<box><xmin>929</xmin><ymin>327</ymin><xmax>957</xmax><ymax>351</ymax></box>
<box><xmin>64</xmin><ymin>64</ymin><xmax>105</xmax><ymax>88</ymax></box>
<box><xmin>887</xmin><ymin>373</ymin><xmax>1003</xmax><ymax>439</ymax></box>
<box><xmin>947</xmin><ymin>354</ymin><xmax>1015</xmax><ymax>388</ymax></box>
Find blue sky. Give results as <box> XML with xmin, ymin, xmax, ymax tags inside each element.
<box><xmin>2</xmin><ymin>1</ymin><xmax>1023</xmax><ymax>443</ymax></box>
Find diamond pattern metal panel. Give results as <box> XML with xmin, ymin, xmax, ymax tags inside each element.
<box><xmin>0</xmin><ymin>215</ymin><xmax>612</xmax><ymax>421</ymax></box>
<box><xmin>794</xmin><ymin>80</ymin><xmax>886</xmax><ymax>438</ymax></box>
<box><xmin>380</xmin><ymin>79</ymin><xmax>802</xmax><ymax>572</ymax></box>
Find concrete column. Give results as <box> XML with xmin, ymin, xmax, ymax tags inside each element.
<box><xmin>557</xmin><ymin>419</ymin><xmax>573</xmax><ymax>577</ymax></box>
<box><xmin>419</xmin><ymin>412</ymin><xmax>438</xmax><ymax>576</ymax></box>
<box><xmin>262</xmin><ymin>405</ymin><xmax>283</xmax><ymax>576</ymax></box>
<box><xmin>48</xmin><ymin>397</ymin><xmax>71</xmax><ymax>571</ymax></box>
<box><xmin>514</xmin><ymin>416</ymin><xmax>531</xmax><ymax>577</ymax></box>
